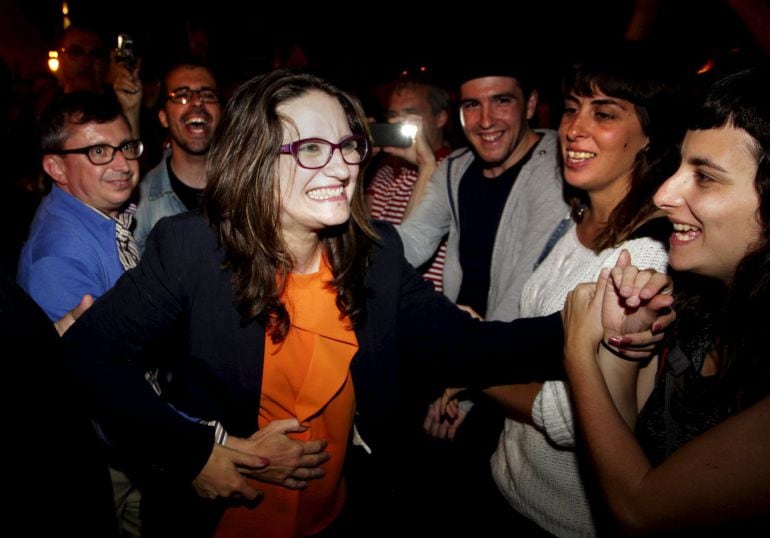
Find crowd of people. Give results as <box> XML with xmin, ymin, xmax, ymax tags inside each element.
<box><xmin>2</xmin><ymin>10</ymin><xmax>769</xmax><ymax>538</ymax></box>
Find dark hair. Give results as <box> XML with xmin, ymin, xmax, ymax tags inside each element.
<box><xmin>391</xmin><ymin>77</ymin><xmax>450</xmax><ymax>117</ymax></box>
<box><xmin>456</xmin><ymin>58</ymin><xmax>537</xmax><ymax>98</ymax></box>
<box><xmin>562</xmin><ymin>51</ymin><xmax>685</xmax><ymax>251</ymax></box>
<box><xmin>202</xmin><ymin>70</ymin><xmax>376</xmax><ymax>342</ymax></box>
<box><xmin>158</xmin><ymin>61</ymin><xmax>219</xmax><ymax>108</ymax></box>
<box><xmin>56</xmin><ymin>26</ymin><xmax>105</xmax><ymax>51</ymax></box>
<box><xmin>39</xmin><ymin>91</ymin><xmax>127</xmax><ymax>152</ymax></box>
<box><xmin>677</xmin><ymin>65</ymin><xmax>770</xmax><ymax>409</ymax></box>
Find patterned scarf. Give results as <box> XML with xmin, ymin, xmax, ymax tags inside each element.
<box><xmin>115</xmin><ymin>203</ymin><xmax>140</xmax><ymax>270</ymax></box>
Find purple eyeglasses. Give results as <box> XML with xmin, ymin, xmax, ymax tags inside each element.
<box><xmin>279</xmin><ymin>134</ymin><xmax>369</xmax><ymax>169</ymax></box>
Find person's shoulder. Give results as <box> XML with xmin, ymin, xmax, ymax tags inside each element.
<box><xmin>154</xmin><ymin>210</ymin><xmax>213</xmax><ymax>239</ymax></box>
<box><xmin>25</xmin><ymin>206</ymin><xmax>100</xmax><ymax>256</ymax></box>
<box><xmin>446</xmin><ymin>146</ymin><xmax>473</xmax><ymax>162</ymax></box>
<box><xmin>143</xmin><ymin>212</ymin><xmax>220</xmax><ymax>272</ymax></box>
<box><xmin>370</xmin><ymin>220</ymin><xmax>405</xmax><ymax>257</ymax></box>
<box><xmin>532</xmin><ymin>129</ymin><xmax>560</xmax><ymax>158</ymax></box>
<box><xmin>138</xmin><ymin>158</ymin><xmax>169</xmax><ymax>197</ymax></box>
<box><xmin>371</xmin><ymin>220</ymin><xmax>399</xmax><ymax>245</ymax></box>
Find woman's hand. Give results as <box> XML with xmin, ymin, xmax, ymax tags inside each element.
<box><xmin>563</xmin><ymin>271</ymin><xmax>607</xmax><ymax>364</ymax></box>
<box><xmin>602</xmin><ymin>250</ymin><xmax>675</xmax><ymax>359</ymax></box>
<box><xmin>226</xmin><ymin>418</ymin><xmax>330</xmax><ymax>489</ymax></box>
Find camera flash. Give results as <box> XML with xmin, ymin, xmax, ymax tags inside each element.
<box><xmin>400</xmin><ymin>123</ymin><xmax>418</xmax><ymax>140</ymax></box>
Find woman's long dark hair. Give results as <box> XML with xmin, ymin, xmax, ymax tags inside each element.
<box><xmin>202</xmin><ymin>70</ymin><xmax>376</xmax><ymax>342</ymax></box>
<box><xmin>675</xmin><ymin>65</ymin><xmax>770</xmax><ymax>409</ymax></box>
<box><xmin>563</xmin><ymin>48</ymin><xmax>685</xmax><ymax>251</ymax></box>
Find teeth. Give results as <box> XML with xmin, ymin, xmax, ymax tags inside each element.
<box><xmin>672</xmin><ymin>222</ymin><xmax>701</xmax><ymax>242</ymax></box>
<box><xmin>673</xmin><ymin>223</ymin><xmax>699</xmax><ymax>232</ymax></box>
<box><xmin>185</xmin><ymin>118</ymin><xmax>206</xmax><ymax>126</ymax></box>
<box><xmin>479</xmin><ymin>133</ymin><xmax>501</xmax><ymax>142</ymax></box>
<box><xmin>567</xmin><ymin>150</ymin><xmax>597</xmax><ymax>160</ymax></box>
<box><xmin>307</xmin><ymin>186</ymin><xmax>344</xmax><ymax>200</ymax></box>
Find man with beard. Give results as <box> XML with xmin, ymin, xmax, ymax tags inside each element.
<box><xmin>134</xmin><ymin>62</ymin><xmax>221</xmax><ymax>252</ymax></box>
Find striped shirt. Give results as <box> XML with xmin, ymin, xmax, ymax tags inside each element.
<box><xmin>366</xmin><ymin>148</ymin><xmax>450</xmax><ymax>291</ymax></box>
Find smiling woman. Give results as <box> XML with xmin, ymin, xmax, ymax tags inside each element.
<box><xmin>61</xmin><ymin>69</ymin><xmax>600</xmax><ymax>537</ymax></box>
<box><xmin>563</xmin><ymin>65</ymin><xmax>770</xmax><ymax>534</ymax></box>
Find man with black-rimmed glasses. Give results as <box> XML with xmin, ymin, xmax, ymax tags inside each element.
<box><xmin>134</xmin><ymin>62</ymin><xmax>221</xmax><ymax>253</ymax></box>
<box><xmin>19</xmin><ymin>91</ymin><xmax>141</xmax><ymax>319</ymax></box>
<box><xmin>17</xmin><ymin>90</ymin><xmax>143</xmax><ymax>536</ymax></box>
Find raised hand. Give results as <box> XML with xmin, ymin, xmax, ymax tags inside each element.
<box><xmin>382</xmin><ymin>115</ymin><xmax>435</xmax><ymax>169</ymax></box>
<box><xmin>601</xmin><ymin>250</ymin><xmax>675</xmax><ymax>358</ymax></box>
<box><xmin>111</xmin><ymin>60</ymin><xmax>142</xmax><ymax>137</ymax></box>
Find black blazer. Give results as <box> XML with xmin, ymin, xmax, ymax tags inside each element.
<box><xmin>64</xmin><ymin>213</ymin><xmax>563</xmax><ymax>530</ymax></box>
<box><xmin>1</xmin><ymin>273</ymin><xmax>118</xmax><ymax>536</ymax></box>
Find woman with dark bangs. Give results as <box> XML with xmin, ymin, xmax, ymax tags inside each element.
<box><xmin>565</xmin><ymin>65</ymin><xmax>770</xmax><ymax>534</ymax></box>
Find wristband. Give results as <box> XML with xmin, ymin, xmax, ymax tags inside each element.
<box><xmin>600</xmin><ymin>339</ymin><xmax>647</xmax><ymax>363</ymax></box>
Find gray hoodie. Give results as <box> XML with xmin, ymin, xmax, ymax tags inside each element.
<box><xmin>397</xmin><ymin>129</ymin><xmax>568</xmax><ymax>321</ymax></box>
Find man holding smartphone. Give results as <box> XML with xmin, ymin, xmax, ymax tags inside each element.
<box><xmin>365</xmin><ymin>77</ymin><xmax>452</xmax><ymax>290</ymax></box>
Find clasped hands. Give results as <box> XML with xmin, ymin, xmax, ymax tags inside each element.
<box><xmin>426</xmin><ymin>250</ymin><xmax>675</xmax><ymax>440</ymax></box>
<box><xmin>193</xmin><ymin>418</ymin><xmax>330</xmax><ymax>502</ymax></box>
<box><xmin>563</xmin><ymin>249</ymin><xmax>675</xmax><ymax>362</ymax></box>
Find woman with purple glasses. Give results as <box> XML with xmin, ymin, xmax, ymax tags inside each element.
<box><xmin>62</xmin><ymin>70</ymin><xmax>670</xmax><ymax>537</ymax></box>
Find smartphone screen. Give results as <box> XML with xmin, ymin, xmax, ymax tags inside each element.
<box><xmin>370</xmin><ymin>123</ymin><xmax>414</xmax><ymax>148</ymax></box>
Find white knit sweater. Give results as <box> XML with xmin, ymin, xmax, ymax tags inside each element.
<box><xmin>491</xmin><ymin>222</ymin><xmax>668</xmax><ymax>537</ymax></box>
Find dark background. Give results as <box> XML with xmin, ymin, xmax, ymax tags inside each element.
<box><xmin>2</xmin><ymin>0</ymin><xmax>766</xmax><ymax>91</ymax></box>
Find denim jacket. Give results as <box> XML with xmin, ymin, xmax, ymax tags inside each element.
<box><xmin>134</xmin><ymin>156</ymin><xmax>188</xmax><ymax>254</ymax></box>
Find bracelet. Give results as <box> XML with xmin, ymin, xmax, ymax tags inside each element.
<box><xmin>599</xmin><ymin>339</ymin><xmax>648</xmax><ymax>363</ymax></box>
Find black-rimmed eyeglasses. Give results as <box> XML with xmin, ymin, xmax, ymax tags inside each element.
<box><xmin>279</xmin><ymin>135</ymin><xmax>369</xmax><ymax>170</ymax></box>
<box><xmin>51</xmin><ymin>140</ymin><xmax>144</xmax><ymax>165</ymax></box>
<box><xmin>167</xmin><ymin>87</ymin><xmax>221</xmax><ymax>105</ymax></box>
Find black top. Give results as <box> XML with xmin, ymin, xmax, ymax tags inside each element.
<box><xmin>1</xmin><ymin>272</ymin><xmax>117</xmax><ymax>536</ymax></box>
<box><xmin>167</xmin><ymin>157</ymin><xmax>204</xmax><ymax>211</ymax></box>
<box><xmin>456</xmin><ymin>143</ymin><xmax>538</xmax><ymax>316</ymax></box>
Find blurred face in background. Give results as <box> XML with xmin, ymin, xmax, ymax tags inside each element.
<box><xmin>160</xmin><ymin>66</ymin><xmax>221</xmax><ymax>156</ymax></box>
<box><xmin>58</xmin><ymin>29</ymin><xmax>109</xmax><ymax>93</ymax></box>
<box><xmin>386</xmin><ymin>86</ymin><xmax>447</xmax><ymax>151</ymax></box>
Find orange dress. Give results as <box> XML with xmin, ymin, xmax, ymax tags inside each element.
<box><xmin>215</xmin><ymin>259</ymin><xmax>358</xmax><ymax>538</ymax></box>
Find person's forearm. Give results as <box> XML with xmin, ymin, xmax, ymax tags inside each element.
<box><xmin>566</xmin><ymin>350</ymin><xmax>656</xmax><ymax>533</ymax></box>
<box><xmin>595</xmin><ymin>344</ymin><xmax>643</xmax><ymax>428</ymax></box>
<box><xmin>124</xmin><ymin>106</ymin><xmax>141</xmax><ymax>139</ymax></box>
<box><xmin>403</xmin><ymin>159</ymin><xmax>437</xmax><ymax>219</ymax></box>
<box><xmin>483</xmin><ymin>383</ymin><xmax>541</xmax><ymax>426</ymax></box>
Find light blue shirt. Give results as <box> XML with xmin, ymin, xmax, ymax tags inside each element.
<box><xmin>17</xmin><ymin>185</ymin><xmax>124</xmax><ymax>320</ymax></box>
